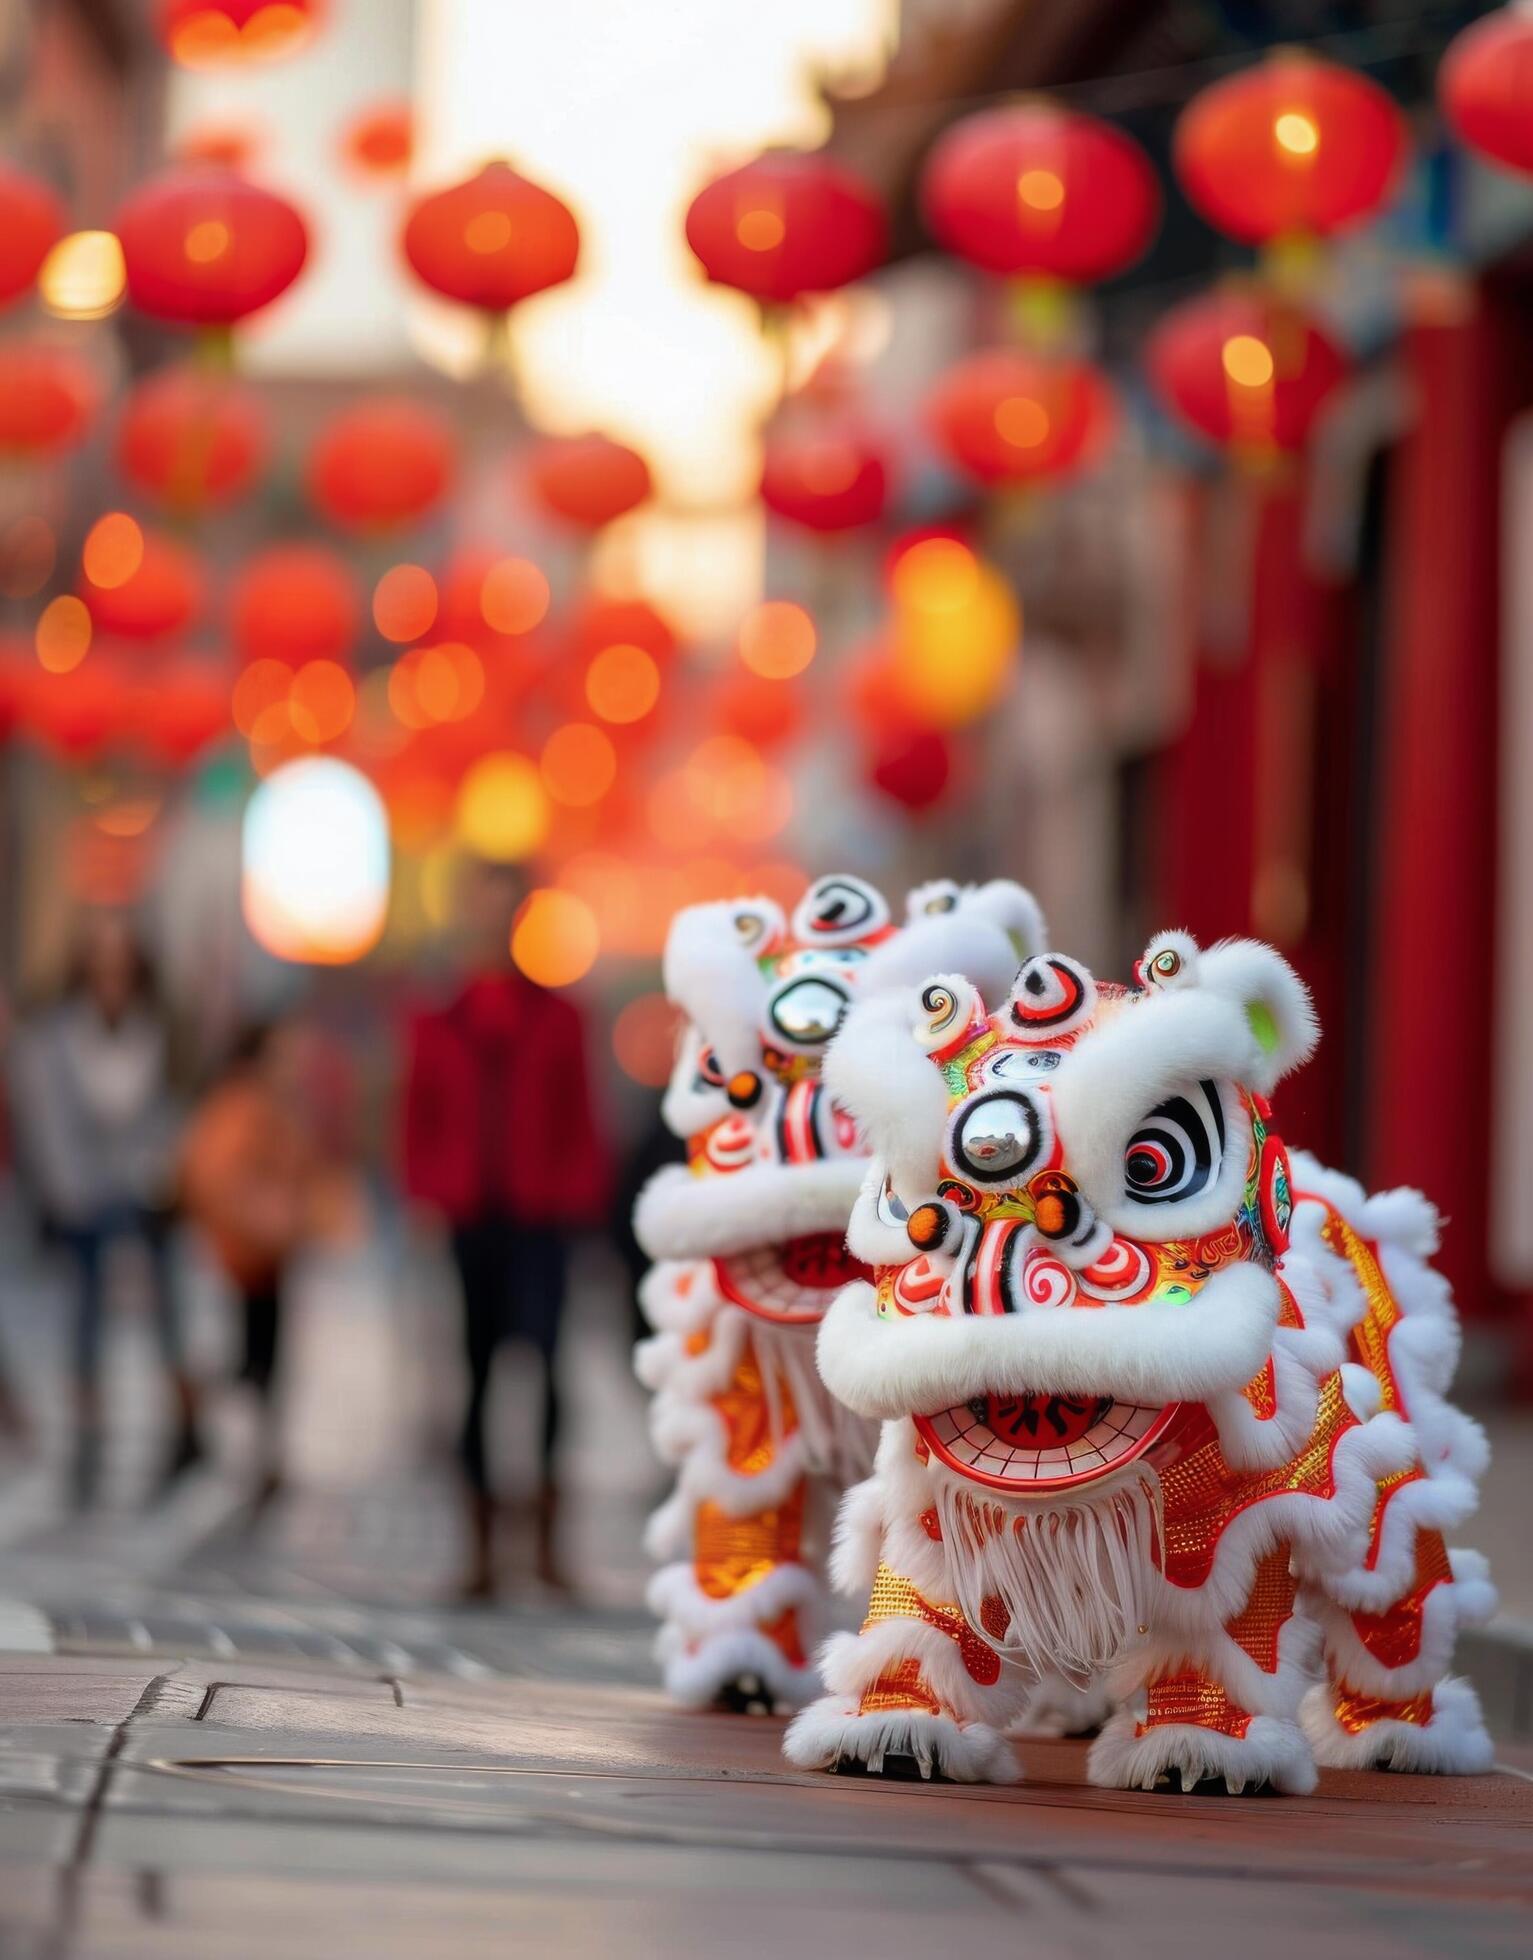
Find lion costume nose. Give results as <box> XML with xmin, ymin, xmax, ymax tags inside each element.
<box><xmin>727</xmin><ymin>1070</ymin><xmax>764</xmax><ymax>1110</ymax></box>
<box><xmin>1031</xmin><ymin>1171</ymin><xmax>1084</xmax><ymax>1242</ymax></box>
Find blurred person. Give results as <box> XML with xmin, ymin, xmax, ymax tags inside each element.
<box><xmin>180</xmin><ymin>1020</ymin><xmax>325</xmax><ymax>1506</ymax></box>
<box><xmin>10</xmin><ymin>915</ymin><xmax>197</xmax><ymax>1504</ymax></box>
<box><xmin>402</xmin><ymin>860</ymin><xmax>611</xmax><ymax>1600</ymax></box>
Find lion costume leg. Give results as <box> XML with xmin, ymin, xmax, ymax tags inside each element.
<box><xmin>1301</xmin><ymin>1528</ymin><xmax>1496</xmax><ymax>1774</ymax></box>
<box><xmin>784</xmin><ymin>1423</ymin><xmax>1029</xmax><ymax>1782</ymax></box>
<box><xmin>637</xmin><ymin>1261</ymin><xmax>819</xmax><ymax>1711</ymax></box>
<box><xmin>1091</xmin><ymin>1542</ymin><xmax>1320</xmax><ymax>1795</ymax></box>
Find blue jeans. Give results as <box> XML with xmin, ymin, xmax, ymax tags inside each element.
<box><xmin>56</xmin><ymin>1205</ymin><xmax>184</xmax><ymax>1392</ymax></box>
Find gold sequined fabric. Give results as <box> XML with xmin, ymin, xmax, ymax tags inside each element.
<box><xmin>1223</xmin><ymin>1543</ymin><xmax>1299</xmax><ymax>1673</ymax></box>
<box><xmin>716</xmin><ymin>1340</ymin><xmax>797</xmax><ymax>1473</ymax></box>
<box><xmin>858</xmin><ymin>1659</ymin><xmax>941</xmax><ymax>1716</ymax></box>
<box><xmin>1320</xmin><ymin>1207</ymin><xmax>1405</xmax><ymax>1414</ymax></box>
<box><xmin>1334</xmin><ymin>1685</ymin><xmax>1434</xmax><ymax>1735</ymax></box>
<box><xmin>862</xmin><ymin>1561</ymin><xmax>1002</xmax><ymax>1686</ymax></box>
<box><xmin>1350</xmin><ymin>1527</ymin><xmax>1452</xmax><ymax>1669</ymax></box>
<box><xmin>1138</xmin><ymin>1670</ymin><xmax>1253</xmax><ymax>1740</ymax></box>
<box><xmin>694</xmin><ymin>1485</ymin><xmax>805</xmax><ymax>1601</ymax></box>
<box><xmin>1157</xmin><ymin>1373</ymin><xmax>1356</xmax><ymax>1589</ymax></box>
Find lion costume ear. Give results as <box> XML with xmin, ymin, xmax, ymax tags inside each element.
<box><xmin>661</xmin><ymin>899</ymin><xmax>779</xmax><ymax>1080</ymax></box>
<box><xmin>824</xmin><ymin>984</ymin><xmax>952</xmax><ymax>1192</ymax></box>
<box><xmin>1193</xmin><ymin>937</ymin><xmax>1318</xmax><ymax>1092</ymax></box>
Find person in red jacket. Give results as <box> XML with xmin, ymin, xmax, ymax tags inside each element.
<box><xmin>402</xmin><ymin>861</ymin><xmax>611</xmax><ymax>1599</ymax></box>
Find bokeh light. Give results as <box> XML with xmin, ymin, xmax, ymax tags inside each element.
<box><xmin>738</xmin><ymin>600</ymin><xmax>816</xmax><ymax>680</ymax></box>
<box><xmin>373</xmin><ymin>564</ymin><xmax>438</xmax><ymax>644</ymax></box>
<box><xmin>241</xmin><ymin>756</ymin><xmax>390</xmax><ymax>966</ymax></box>
<box><xmin>38</xmin><ymin>230</ymin><xmax>126</xmax><ymax>320</ymax></box>
<box><xmin>35</xmin><ymin>595</ymin><xmax>92</xmax><ymax>674</ymax></box>
<box><xmin>541</xmin><ymin>722</ymin><xmax>617</xmax><ymax>806</ymax></box>
<box><xmin>889</xmin><ymin>538</ymin><xmax>1020</xmax><ymax>727</ymax></box>
<box><xmin>287</xmin><ymin>659</ymin><xmax>356</xmax><ymax>745</ymax></box>
<box><xmin>612</xmin><ymin>990</ymin><xmax>683</xmax><ymax>1086</ymax></box>
<box><xmin>82</xmin><ymin>513</ymin><xmax>145</xmax><ymax>591</ymax></box>
<box><xmin>455</xmin><ymin>751</ymin><xmax>550</xmax><ymax>861</ymax></box>
<box><xmin>585</xmin><ymin>642</ymin><xmax>660</xmax><ymax>724</ymax></box>
<box><xmin>511</xmin><ymin>888</ymin><xmax>599</xmax><ymax>987</ymax></box>
<box><xmin>480</xmin><ymin>557</ymin><xmax>550</xmax><ymax>635</ymax></box>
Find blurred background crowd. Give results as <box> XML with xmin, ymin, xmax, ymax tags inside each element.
<box><xmin>1</xmin><ymin>0</ymin><xmax>1531</xmax><ymax>1611</ymax></box>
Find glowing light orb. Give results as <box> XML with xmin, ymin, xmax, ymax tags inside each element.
<box><xmin>242</xmin><ymin>756</ymin><xmax>390</xmax><ymax>965</ymax></box>
<box><xmin>39</xmin><ymin>231</ymin><xmax>126</xmax><ymax>320</ymax></box>
<box><xmin>455</xmin><ymin>751</ymin><xmax>550</xmax><ymax>861</ymax></box>
<box><xmin>512</xmin><ymin>888</ymin><xmax>599</xmax><ymax>987</ymax></box>
<box><xmin>738</xmin><ymin>600</ymin><xmax>815</xmax><ymax>679</ymax></box>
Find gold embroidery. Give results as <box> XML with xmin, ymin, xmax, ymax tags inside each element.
<box><xmin>1334</xmin><ymin>1685</ymin><xmax>1434</xmax><ymax>1735</ymax></box>
<box><xmin>859</xmin><ymin>1659</ymin><xmax>941</xmax><ymax>1715</ymax></box>
<box><xmin>863</xmin><ymin>1561</ymin><xmax>1001</xmax><ymax>1685</ymax></box>
<box><xmin>1138</xmin><ymin>1670</ymin><xmax>1253</xmax><ymax>1740</ymax></box>
<box><xmin>694</xmin><ymin>1484</ymin><xmax>805</xmax><ymax>1601</ymax></box>
<box><xmin>1350</xmin><ymin>1528</ymin><xmax>1452</xmax><ymax>1669</ymax></box>
<box><xmin>1223</xmin><ymin>1544</ymin><xmax>1298</xmax><ymax>1673</ymax></box>
<box><xmin>1320</xmin><ymin>1208</ymin><xmax>1404</xmax><ymax>1414</ymax></box>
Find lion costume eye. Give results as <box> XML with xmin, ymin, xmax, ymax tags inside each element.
<box><xmin>768</xmin><ymin>974</ymin><xmax>850</xmax><ymax>1047</ymax></box>
<box><xmin>950</xmin><ymin>1088</ymin><xmax>1050</xmax><ymax>1186</ymax></box>
<box><xmin>1123</xmin><ymin>1080</ymin><xmax>1225</xmax><ymax>1205</ymax></box>
<box><xmin>694</xmin><ymin>1046</ymin><xmax>726</xmax><ymax>1090</ymax></box>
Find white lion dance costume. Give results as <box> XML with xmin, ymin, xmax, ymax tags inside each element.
<box><xmin>634</xmin><ymin>873</ymin><xmax>1045</xmax><ymax>1713</ymax></box>
<box><xmin>786</xmin><ymin>931</ymin><xmax>1496</xmax><ymax>1790</ymax></box>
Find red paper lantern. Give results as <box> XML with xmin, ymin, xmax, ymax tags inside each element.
<box><xmin>341</xmin><ymin>101</ymin><xmax>412</xmax><ymax>179</ymax></box>
<box><xmin>402</xmin><ymin>162</ymin><xmax>579</xmax><ymax>312</ymax></box>
<box><xmin>0</xmin><ymin>164</ymin><xmax>66</xmax><ymax>311</ymax></box>
<box><xmin>306</xmin><ymin>396</ymin><xmax>456</xmax><ymax>535</ymax></box>
<box><xmin>761</xmin><ymin>420</ymin><xmax>890</xmax><ymax>532</ymax></box>
<box><xmin>1175</xmin><ymin>54</ymin><xmax>1408</xmax><ymax>245</ymax></box>
<box><xmin>569</xmin><ymin>594</ymin><xmax>678</xmax><ymax>665</ymax></box>
<box><xmin>921</xmin><ymin>103</ymin><xmax>1159</xmax><ymax>283</ymax></box>
<box><xmin>926</xmin><ymin>349</ymin><xmax>1117</xmax><ymax>489</ymax></box>
<box><xmin>26</xmin><ymin>651</ymin><xmax>133</xmax><ymax>761</ymax></box>
<box><xmin>82</xmin><ymin>529</ymin><xmax>205</xmax><ymax>641</ymax></box>
<box><xmin>116</xmin><ymin>364</ymin><xmax>267</xmax><ymax>513</ymax></box>
<box><xmin>114</xmin><ymin>167</ymin><xmax>309</xmax><ymax>327</ymax></box>
<box><xmin>135</xmin><ymin>655</ymin><xmax>231</xmax><ymax>766</ymax></box>
<box><xmin>230</xmin><ymin>543</ymin><xmax>360</xmax><ymax>667</ymax></box>
<box><xmin>159</xmin><ymin>1</ymin><xmax>322</xmax><ymax>68</ymax></box>
<box><xmin>527</xmin><ymin>434</ymin><xmax>651</xmax><ymax>530</ymax></box>
<box><xmin>1147</xmin><ymin>288</ymin><xmax>1348</xmax><ymax>455</ymax></box>
<box><xmin>1441</xmin><ymin>9</ymin><xmax>1533</xmax><ymax>178</ymax></box>
<box><xmin>867</xmin><ymin>725</ymin><xmax>953</xmax><ymax>813</ymax></box>
<box><xmin>685</xmin><ymin>153</ymin><xmax>886</xmax><ymax>304</ymax></box>
<box><xmin>0</xmin><ymin>344</ymin><xmax>101</xmax><ymax>458</ymax></box>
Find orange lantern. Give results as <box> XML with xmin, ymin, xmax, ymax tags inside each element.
<box><xmin>115</xmin><ymin>364</ymin><xmax>267</xmax><ymax>513</ymax></box>
<box><xmin>1441</xmin><ymin>9</ymin><xmax>1533</xmax><ymax>178</ymax></box>
<box><xmin>761</xmin><ymin>418</ymin><xmax>890</xmax><ymax>532</ymax></box>
<box><xmin>685</xmin><ymin>153</ymin><xmax>886</xmax><ymax>304</ymax></box>
<box><xmin>26</xmin><ymin>649</ymin><xmax>133</xmax><ymax>762</ymax></box>
<box><xmin>114</xmin><ymin>166</ymin><xmax>309</xmax><ymax>327</ymax></box>
<box><xmin>0</xmin><ymin>344</ymin><xmax>100</xmax><ymax>458</ymax></box>
<box><xmin>402</xmin><ymin>162</ymin><xmax>579</xmax><ymax>312</ymax></box>
<box><xmin>159</xmin><ymin>1</ymin><xmax>322</xmax><ymax>67</ymax></box>
<box><xmin>1174</xmin><ymin>54</ymin><xmax>1408</xmax><ymax>246</ymax></box>
<box><xmin>341</xmin><ymin>101</ymin><xmax>413</xmax><ymax>179</ymax></box>
<box><xmin>306</xmin><ymin>396</ymin><xmax>456</xmax><ymax>535</ymax></box>
<box><xmin>81</xmin><ymin>526</ymin><xmax>205</xmax><ymax>641</ymax></box>
<box><xmin>921</xmin><ymin>103</ymin><xmax>1159</xmax><ymax>283</ymax></box>
<box><xmin>0</xmin><ymin>163</ymin><xmax>66</xmax><ymax>311</ymax></box>
<box><xmin>926</xmin><ymin>350</ymin><xmax>1117</xmax><ymax>489</ymax></box>
<box><xmin>230</xmin><ymin>542</ymin><xmax>361</xmax><ymax>668</ymax></box>
<box><xmin>526</xmin><ymin>434</ymin><xmax>651</xmax><ymax>531</ymax></box>
<box><xmin>1147</xmin><ymin>288</ymin><xmax>1347</xmax><ymax>456</ymax></box>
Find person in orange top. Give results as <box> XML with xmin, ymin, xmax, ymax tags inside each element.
<box><xmin>181</xmin><ymin>1020</ymin><xmax>319</xmax><ymax>1503</ymax></box>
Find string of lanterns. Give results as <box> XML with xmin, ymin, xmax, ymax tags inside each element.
<box><xmin>0</xmin><ymin>10</ymin><xmax>1529</xmax><ymax>969</ymax></box>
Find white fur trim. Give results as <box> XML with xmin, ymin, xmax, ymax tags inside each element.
<box><xmin>1090</xmin><ymin>1702</ymin><xmax>1317</xmax><ymax>1794</ymax></box>
<box><xmin>823</xmin><ymin>988</ymin><xmax>952</xmax><ymax>1196</ymax></box>
<box><xmin>634</xmin><ymin>1158</ymin><xmax>864</xmax><ymax>1261</ymax></box>
<box><xmin>1300</xmin><ymin>1675</ymin><xmax>1494</xmax><ymax>1774</ymax></box>
<box><xmin>647</xmin><ymin>1558</ymin><xmax>820</xmax><ymax>1640</ymax></box>
<box><xmin>1195</xmin><ymin>938</ymin><xmax>1318</xmax><ymax>1092</ymax></box>
<box><xmin>783</xmin><ymin>1698</ymin><xmax>1018</xmax><ymax>1783</ymax></box>
<box><xmin>657</xmin><ymin>1626</ymin><xmax>816</xmax><ymax>1712</ymax></box>
<box><xmin>828</xmin><ymin>1474</ymin><xmax>886</xmax><ymax>1597</ymax></box>
<box><xmin>1008</xmin><ymin>1674</ymin><xmax>1115</xmax><ymax>1738</ymax></box>
<box><xmin>1049</xmin><ymin>992</ymin><xmax>1257</xmax><ymax>1240</ymax></box>
<box><xmin>859</xmin><ymin>912</ymin><xmax>1024</xmax><ymax>1014</ymax></box>
<box><xmin>816</xmin><ymin>1264</ymin><xmax>1282</xmax><ymax>1417</ymax></box>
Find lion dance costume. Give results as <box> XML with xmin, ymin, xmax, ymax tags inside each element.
<box><xmin>634</xmin><ymin>873</ymin><xmax>1045</xmax><ymax>1713</ymax></box>
<box><xmin>786</xmin><ymin>931</ymin><xmax>1495</xmax><ymax>1790</ymax></box>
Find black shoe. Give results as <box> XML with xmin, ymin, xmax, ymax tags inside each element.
<box><xmin>715</xmin><ymin>1673</ymin><xmax>776</xmax><ymax>1716</ymax></box>
<box><xmin>1150</xmin><ymin>1770</ymin><xmax>1276</xmax><ymax>1797</ymax></box>
<box><xmin>830</xmin><ymin>1751</ymin><xmax>947</xmax><ymax>1783</ymax></box>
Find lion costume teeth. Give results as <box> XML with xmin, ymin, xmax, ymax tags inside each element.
<box><xmin>784</xmin><ymin>932</ymin><xmax>1495</xmax><ymax>1790</ymax></box>
<box><xmin>633</xmin><ymin>874</ymin><xmax>1046</xmax><ymax>1713</ymax></box>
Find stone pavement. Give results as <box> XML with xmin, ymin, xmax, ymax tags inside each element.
<box><xmin>0</xmin><ymin>1615</ymin><xmax>1531</xmax><ymax>1960</ymax></box>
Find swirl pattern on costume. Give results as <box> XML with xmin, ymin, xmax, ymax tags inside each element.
<box><xmin>1123</xmin><ymin>1078</ymin><xmax>1225</xmax><ymax>1206</ymax></box>
<box><xmin>1021</xmin><ymin>1249</ymin><xmax>1075</xmax><ymax>1309</ymax></box>
<box><xmin>1008</xmin><ymin>955</ymin><xmax>1096</xmax><ymax>1038</ymax></box>
<box><xmin>1078</xmin><ymin>1235</ymin><xmax>1154</xmax><ymax>1301</ymax></box>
